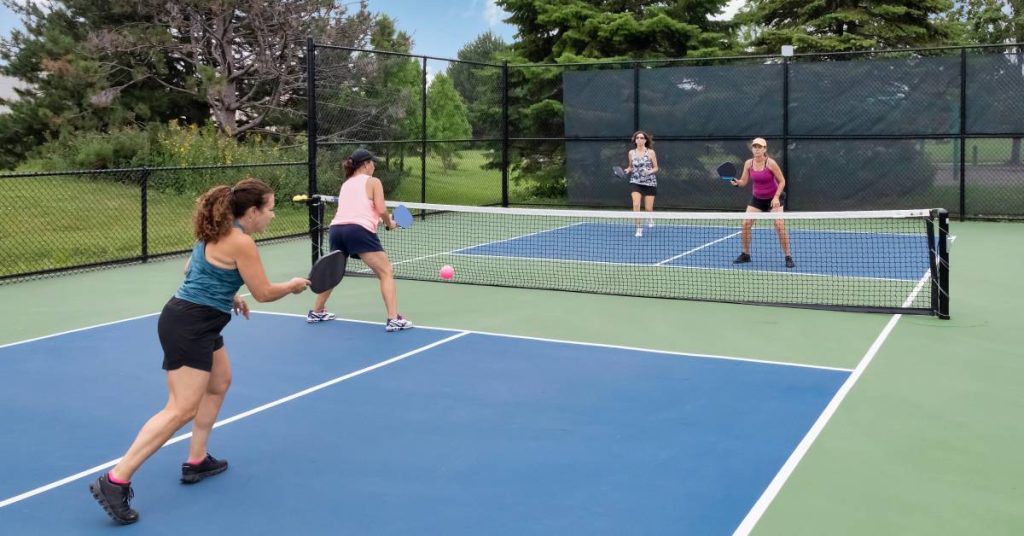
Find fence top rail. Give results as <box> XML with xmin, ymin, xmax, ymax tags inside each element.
<box><xmin>312</xmin><ymin>42</ymin><xmax>1024</xmax><ymax>70</ymax></box>
<box><xmin>0</xmin><ymin>161</ymin><xmax>309</xmax><ymax>180</ymax></box>
<box><xmin>313</xmin><ymin>43</ymin><xmax>503</xmax><ymax>68</ymax></box>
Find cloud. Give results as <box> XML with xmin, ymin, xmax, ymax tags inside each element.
<box><xmin>483</xmin><ymin>0</ymin><xmax>501</xmax><ymax>26</ymax></box>
<box><xmin>710</xmin><ymin>0</ymin><xmax>745</xmax><ymax>21</ymax></box>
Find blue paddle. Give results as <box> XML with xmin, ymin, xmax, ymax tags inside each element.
<box><xmin>393</xmin><ymin>205</ymin><xmax>413</xmax><ymax>229</ymax></box>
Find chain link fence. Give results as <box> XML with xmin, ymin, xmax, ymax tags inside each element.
<box><xmin>311</xmin><ymin>42</ymin><xmax>1024</xmax><ymax>220</ymax></box>
<box><xmin>0</xmin><ymin>162</ymin><xmax>308</xmax><ymax>282</ymax></box>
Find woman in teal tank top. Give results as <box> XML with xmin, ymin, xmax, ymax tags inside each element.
<box><xmin>90</xmin><ymin>179</ymin><xmax>309</xmax><ymax>525</ymax></box>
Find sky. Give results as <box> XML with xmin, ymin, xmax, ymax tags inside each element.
<box><xmin>0</xmin><ymin>0</ymin><xmax>746</xmax><ymax>61</ymax></box>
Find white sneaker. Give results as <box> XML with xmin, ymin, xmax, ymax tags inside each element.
<box><xmin>385</xmin><ymin>315</ymin><xmax>413</xmax><ymax>332</ymax></box>
<box><xmin>306</xmin><ymin>310</ymin><xmax>336</xmax><ymax>323</ymax></box>
<box><xmin>647</xmin><ymin>218</ymin><xmax>655</xmax><ymax>228</ymax></box>
<box><xmin>635</xmin><ymin>228</ymin><xmax>643</xmax><ymax>237</ymax></box>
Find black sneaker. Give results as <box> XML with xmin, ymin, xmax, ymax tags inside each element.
<box><xmin>181</xmin><ymin>453</ymin><xmax>229</xmax><ymax>484</ymax></box>
<box><xmin>785</xmin><ymin>256</ymin><xmax>795</xmax><ymax>268</ymax></box>
<box><xmin>733</xmin><ymin>252</ymin><xmax>752</xmax><ymax>264</ymax></box>
<box><xmin>89</xmin><ymin>474</ymin><xmax>139</xmax><ymax>525</ymax></box>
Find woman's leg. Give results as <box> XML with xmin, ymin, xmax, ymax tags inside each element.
<box><xmin>741</xmin><ymin>205</ymin><xmax>760</xmax><ymax>254</ymax></box>
<box><xmin>187</xmin><ymin>347</ymin><xmax>232</xmax><ymax>462</ymax></box>
<box><xmin>644</xmin><ymin>195</ymin><xmax>655</xmax><ymax>226</ymax></box>
<box><xmin>109</xmin><ymin>366</ymin><xmax>210</xmax><ymax>482</ymax></box>
<box><xmin>312</xmin><ymin>288</ymin><xmax>333</xmax><ymax>312</ymax></box>
<box><xmin>771</xmin><ymin>206</ymin><xmax>792</xmax><ymax>257</ymax></box>
<box><xmin>631</xmin><ymin>191</ymin><xmax>642</xmax><ymax>234</ymax></box>
<box><xmin>358</xmin><ymin>251</ymin><xmax>398</xmax><ymax>319</ymax></box>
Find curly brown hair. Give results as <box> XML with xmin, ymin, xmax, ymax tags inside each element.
<box><xmin>631</xmin><ymin>130</ymin><xmax>653</xmax><ymax>149</ymax></box>
<box><xmin>192</xmin><ymin>178</ymin><xmax>273</xmax><ymax>243</ymax></box>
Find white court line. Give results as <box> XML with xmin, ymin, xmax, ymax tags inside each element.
<box><xmin>0</xmin><ymin>313</ymin><xmax>160</xmax><ymax>350</ymax></box>
<box><xmin>656</xmin><ymin>231</ymin><xmax>742</xmax><ymax>266</ymax></box>
<box><xmin>0</xmin><ymin>331</ymin><xmax>469</xmax><ymax>509</ymax></box>
<box><xmin>731</xmin><ymin>264</ymin><xmax>936</xmax><ymax>535</ymax></box>
<box><xmin>254</xmin><ymin>311</ymin><xmax>853</xmax><ymax>373</ymax></box>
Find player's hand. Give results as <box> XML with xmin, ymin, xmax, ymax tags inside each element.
<box><xmin>385</xmin><ymin>218</ymin><xmax>397</xmax><ymax>231</ymax></box>
<box><xmin>771</xmin><ymin>197</ymin><xmax>781</xmax><ymax>209</ymax></box>
<box><xmin>730</xmin><ymin>179</ymin><xmax>738</xmax><ymax>187</ymax></box>
<box><xmin>289</xmin><ymin>277</ymin><xmax>310</xmax><ymax>294</ymax></box>
<box><xmin>232</xmin><ymin>296</ymin><xmax>250</xmax><ymax>319</ymax></box>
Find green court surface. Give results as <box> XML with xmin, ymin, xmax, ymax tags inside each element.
<box><xmin>0</xmin><ymin>220</ymin><xmax>1020</xmax><ymax>535</ymax></box>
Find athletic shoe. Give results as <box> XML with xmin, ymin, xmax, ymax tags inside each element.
<box><xmin>635</xmin><ymin>228</ymin><xmax>643</xmax><ymax>237</ymax></box>
<box><xmin>306</xmin><ymin>309</ymin><xmax>336</xmax><ymax>323</ymax></box>
<box><xmin>89</xmin><ymin>475</ymin><xmax>139</xmax><ymax>525</ymax></box>
<box><xmin>181</xmin><ymin>454</ymin><xmax>228</xmax><ymax>484</ymax></box>
<box><xmin>733</xmin><ymin>252</ymin><xmax>752</xmax><ymax>264</ymax></box>
<box><xmin>785</xmin><ymin>256</ymin><xmax>795</xmax><ymax>268</ymax></box>
<box><xmin>647</xmin><ymin>218</ymin><xmax>655</xmax><ymax>228</ymax></box>
<box><xmin>385</xmin><ymin>315</ymin><xmax>413</xmax><ymax>332</ymax></box>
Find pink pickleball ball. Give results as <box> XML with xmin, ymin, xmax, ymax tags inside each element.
<box><xmin>439</xmin><ymin>265</ymin><xmax>455</xmax><ymax>280</ymax></box>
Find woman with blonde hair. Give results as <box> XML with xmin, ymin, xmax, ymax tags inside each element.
<box><xmin>730</xmin><ymin>138</ymin><xmax>795</xmax><ymax>268</ymax></box>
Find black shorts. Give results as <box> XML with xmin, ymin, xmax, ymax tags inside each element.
<box><xmin>749</xmin><ymin>193</ymin><xmax>785</xmax><ymax>212</ymax></box>
<box><xmin>158</xmin><ymin>297</ymin><xmax>231</xmax><ymax>372</ymax></box>
<box><xmin>631</xmin><ymin>184</ymin><xmax>658</xmax><ymax>197</ymax></box>
<box><xmin>328</xmin><ymin>224</ymin><xmax>383</xmax><ymax>259</ymax></box>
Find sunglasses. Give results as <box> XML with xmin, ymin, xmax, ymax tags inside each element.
<box><xmin>751</xmin><ymin>144</ymin><xmax>766</xmax><ymax>149</ymax></box>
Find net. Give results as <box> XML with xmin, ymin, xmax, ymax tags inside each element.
<box><xmin>321</xmin><ymin>202</ymin><xmax>950</xmax><ymax>316</ymax></box>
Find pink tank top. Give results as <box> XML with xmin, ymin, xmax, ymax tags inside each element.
<box><xmin>749</xmin><ymin>160</ymin><xmax>778</xmax><ymax>199</ymax></box>
<box><xmin>330</xmin><ymin>174</ymin><xmax>380</xmax><ymax>232</ymax></box>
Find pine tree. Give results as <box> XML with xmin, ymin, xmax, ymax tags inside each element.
<box><xmin>738</xmin><ymin>0</ymin><xmax>955</xmax><ymax>54</ymax></box>
<box><xmin>427</xmin><ymin>74</ymin><xmax>473</xmax><ymax>174</ymax></box>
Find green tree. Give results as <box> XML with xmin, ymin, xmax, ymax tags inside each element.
<box><xmin>737</xmin><ymin>0</ymin><xmax>955</xmax><ymax>53</ymax></box>
<box><xmin>449</xmin><ymin>32</ymin><xmax>508</xmax><ymax>138</ymax></box>
<box><xmin>427</xmin><ymin>73</ymin><xmax>473</xmax><ymax>173</ymax></box>
<box><xmin>497</xmin><ymin>0</ymin><xmax>736</xmax><ymax>199</ymax></box>
<box><xmin>0</xmin><ymin>0</ymin><xmax>208</xmax><ymax>169</ymax></box>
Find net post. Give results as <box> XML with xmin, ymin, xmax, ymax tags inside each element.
<box><xmin>306</xmin><ymin>37</ymin><xmax>320</xmax><ymax>265</ymax></box>
<box><xmin>937</xmin><ymin>209</ymin><xmax>951</xmax><ymax>319</ymax></box>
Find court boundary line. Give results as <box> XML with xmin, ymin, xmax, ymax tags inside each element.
<box><xmin>253</xmin><ymin>311</ymin><xmax>854</xmax><ymax>373</ymax></box>
<box><xmin>730</xmin><ymin>263</ymin><xmax>935</xmax><ymax>535</ymax></box>
<box><xmin>0</xmin><ymin>331</ymin><xmax>470</xmax><ymax>509</ymax></box>
<box><xmin>0</xmin><ymin>313</ymin><xmax>160</xmax><ymax>350</ymax></box>
<box><xmin>656</xmin><ymin>231</ymin><xmax>742</xmax><ymax>265</ymax></box>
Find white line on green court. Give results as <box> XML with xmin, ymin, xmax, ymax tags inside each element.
<box><xmin>0</xmin><ymin>331</ymin><xmax>469</xmax><ymax>509</ymax></box>
<box><xmin>731</xmin><ymin>263</ymin><xmax>936</xmax><ymax>536</ymax></box>
<box><xmin>255</xmin><ymin>311</ymin><xmax>854</xmax><ymax>373</ymax></box>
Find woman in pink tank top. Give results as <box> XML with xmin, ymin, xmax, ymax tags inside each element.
<box><xmin>729</xmin><ymin>138</ymin><xmax>794</xmax><ymax>268</ymax></box>
<box><xmin>308</xmin><ymin>149</ymin><xmax>412</xmax><ymax>332</ymax></box>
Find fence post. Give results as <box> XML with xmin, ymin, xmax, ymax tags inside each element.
<box><xmin>140</xmin><ymin>168</ymin><xmax>149</xmax><ymax>263</ymax></box>
<box><xmin>501</xmin><ymin>61</ymin><xmax>510</xmax><ymax>207</ymax></box>
<box><xmin>633</xmin><ymin>62</ymin><xmax>640</xmax><ymax>132</ymax></box>
<box><xmin>421</xmin><ymin>56</ymin><xmax>428</xmax><ymax>208</ymax></box>
<box><xmin>959</xmin><ymin>47</ymin><xmax>967</xmax><ymax>221</ymax></box>
<box><xmin>306</xmin><ymin>37</ymin><xmax>320</xmax><ymax>264</ymax></box>
<box><xmin>782</xmin><ymin>56</ymin><xmax>791</xmax><ymax>209</ymax></box>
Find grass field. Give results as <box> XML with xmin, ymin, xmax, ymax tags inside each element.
<box><xmin>0</xmin><ymin>176</ymin><xmax>310</xmax><ymax>278</ymax></box>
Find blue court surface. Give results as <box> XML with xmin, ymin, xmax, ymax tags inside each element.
<box><xmin>455</xmin><ymin>222</ymin><xmax>930</xmax><ymax>280</ymax></box>
<box><xmin>0</xmin><ymin>313</ymin><xmax>849</xmax><ymax>535</ymax></box>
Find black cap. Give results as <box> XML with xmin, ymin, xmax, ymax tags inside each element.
<box><xmin>349</xmin><ymin>148</ymin><xmax>380</xmax><ymax>165</ymax></box>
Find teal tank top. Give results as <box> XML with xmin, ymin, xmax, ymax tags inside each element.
<box><xmin>174</xmin><ymin>239</ymin><xmax>245</xmax><ymax>314</ymax></box>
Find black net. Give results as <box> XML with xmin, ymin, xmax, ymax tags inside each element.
<box><xmin>339</xmin><ymin>202</ymin><xmax>947</xmax><ymax>315</ymax></box>
<box><xmin>789</xmin><ymin>54</ymin><xmax>961</xmax><ymax>136</ymax></box>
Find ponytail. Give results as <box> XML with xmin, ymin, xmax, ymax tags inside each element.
<box><xmin>193</xmin><ymin>178</ymin><xmax>273</xmax><ymax>242</ymax></box>
<box><xmin>342</xmin><ymin>158</ymin><xmax>358</xmax><ymax>178</ymax></box>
